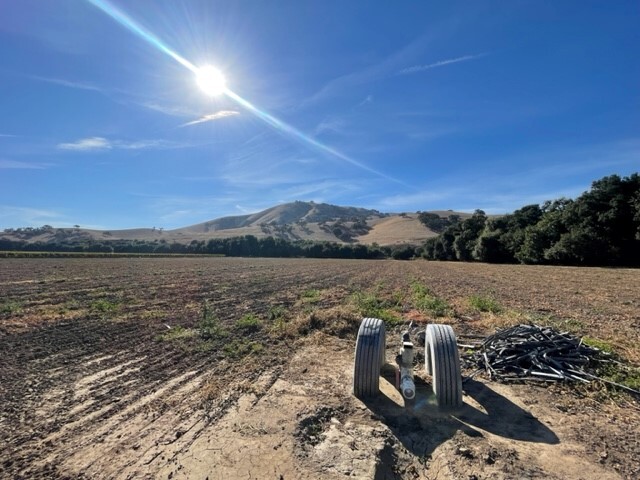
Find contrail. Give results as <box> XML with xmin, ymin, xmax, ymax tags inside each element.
<box><xmin>86</xmin><ymin>0</ymin><xmax>410</xmax><ymax>187</ymax></box>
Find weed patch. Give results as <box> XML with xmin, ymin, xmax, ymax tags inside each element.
<box><xmin>596</xmin><ymin>361</ymin><xmax>640</xmax><ymax>392</ymax></box>
<box><xmin>268</xmin><ymin>304</ymin><xmax>288</xmax><ymax>334</ymax></box>
<box><xmin>199</xmin><ymin>301</ymin><xmax>227</xmax><ymax>339</ymax></box>
<box><xmin>90</xmin><ymin>299</ymin><xmax>120</xmax><ymax>316</ymax></box>
<box><xmin>156</xmin><ymin>326</ymin><xmax>196</xmax><ymax>342</ymax></box>
<box><xmin>267</xmin><ymin>305</ymin><xmax>287</xmax><ymax>321</ymax></box>
<box><xmin>583</xmin><ymin>337</ymin><xmax>640</xmax><ymax>393</ymax></box>
<box><xmin>300</xmin><ymin>289</ymin><xmax>321</xmax><ymax>304</ymax></box>
<box><xmin>410</xmin><ymin>281</ymin><xmax>451</xmax><ymax>317</ymax></box>
<box><xmin>469</xmin><ymin>294</ymin><xmax>502</xmax><ymax>313</ymax></box>
<box><xmin>223</xmin><ymin>339</ymin><xmax>263</xmax><ymax>358</ymax></box>
<box><xmin>235</xmin><ymin>313</ymin><xmax>260</xmax><ymax>332</ymax></box>
<box><xmin>351</xmin><ymin>290</ymin><xmax>402</xmax><ymax>327</ymax></box>
<box><xmin>583</xmin><ymin>336</ymin><xmax>615</xmax><ymax>354</ymax></box>
<box><xmin>0</xmin><ymin>300</ymin><xmax>22</xmax><ymax>315</ymax></box>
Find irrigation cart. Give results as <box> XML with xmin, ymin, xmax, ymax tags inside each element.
<box><xmin>353</xmin><ymin>318</ymin><xmax>463</xmax><ymax>408</ymax></box>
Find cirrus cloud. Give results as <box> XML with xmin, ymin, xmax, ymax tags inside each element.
<box><xmin>179</xmin><ymin>110</ymin><xmax>240</xmax><ymax>127</ymax></box>
<box><xmin>0</xmin><ymin>159</ymin><xmax>49</xmax><ymax>169</ymax></box>
<box><xmin>56</xmin><ymin>137</ymin><xmax>189</xmax><ymax>152</ymax></box>
<box><xmin>57</xmin><ymin>137</ymin><xmax>111</xmax><ymax>151</ymax></box>
<box><xmin>398</xmin><ymin>53</ymin><xmax>487</xmax><ymax>75</ymax></box>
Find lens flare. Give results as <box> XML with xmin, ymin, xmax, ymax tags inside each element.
<box><xmin>85</xmin><ymin>0</ymin><xmax>410</xmax><ymax>187</ymax></box>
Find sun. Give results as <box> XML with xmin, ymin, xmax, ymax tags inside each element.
<box><xmin>196</xmin><ymin>66</ymin><xmax>226</xmax><ymax>96</ymax></box>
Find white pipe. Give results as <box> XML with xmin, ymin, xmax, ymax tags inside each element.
<box><xmin>400</xmin><ymin>367</ymin><xmax>416</xmax><ymax>399</ymax></box>
<box><xmin>399</xmin><ymin>341</ymin><xmax>415</xmax><ymax>400</ymax></box>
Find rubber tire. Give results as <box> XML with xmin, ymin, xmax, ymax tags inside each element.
<box><xmin>425</xmin><ymin>324</ymin><xmax>463</xmax><ymax>408</ymax></box>
<box><xmin>353</xmin><ymin>318</ymin><xmax>386</xmax><ymax>399</ymax></box>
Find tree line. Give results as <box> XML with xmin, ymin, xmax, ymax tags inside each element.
<box><xmin>420</xmin><ymin>174</ymin><xmax>640</xmax><ymax>266</ymax></box>
<box><xmin>0</xmin><ymin>235</ymin><xmax>394</xmax><ymax>260</ymax></box>
<box><xmin>3</xmin><ymin>173</ymin><xmax>637</xmax><ymax>266</ymax></box>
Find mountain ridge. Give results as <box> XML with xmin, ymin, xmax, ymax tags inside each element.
<box><xmin>174</xmin><ymin>201</ymin><xmax>387</xmax><ymax>233</ymax></box>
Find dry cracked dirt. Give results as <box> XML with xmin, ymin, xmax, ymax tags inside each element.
<box><xmin>1</xmin><ymin>257</ymin><xmax>639</xmax><ymax>479</ymax></box>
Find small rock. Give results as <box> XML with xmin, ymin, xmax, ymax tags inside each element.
<box><xmin>483</xmin><ymin>452</ymin><xmax>497</xmax><ymax>465</ymax></box>
<box><xmin>455</xmin><ymin>446</ymin><xmax>474</xmax><ymax>459</ymax></box>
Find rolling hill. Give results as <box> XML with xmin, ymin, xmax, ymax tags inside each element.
<box><xmin>1</xmin><ymin>201</ymin><xmax>470</xmax><ymax>246</ymax></box>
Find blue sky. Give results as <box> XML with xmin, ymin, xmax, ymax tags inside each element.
<box><xmin>1</xmin><ymin>0</ymin><xmax>638</xmax><ymax>230</ymax></box>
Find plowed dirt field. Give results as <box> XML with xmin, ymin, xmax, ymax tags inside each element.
<box><xmin>1</xmin><ymin>257</ymin><xmax>638</xmax><ymax>479</ymax></box>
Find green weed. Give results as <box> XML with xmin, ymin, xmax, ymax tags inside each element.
<box><xmin>266</xmin><ymin>305</ymin><xmax>287</xmax><ymax>333</ymax></box>
<box><xmin>301</xmin><ymin>289</ymin><xmax>321</xmax><ymax>303</ymax></box>
<box><xmin>596</xmin><ymin>362</ymin><xmax>640</xmax><ymax>391</ymax></box>
<box><xmin>267</xmin><ymin>305</ymin><xmax>287</xmax><ymax>321</ymax></box>
<box><xmin>351</xmin><ymin>290</ymin><xmax>402</xmax><ymax>327</ymax></box>
<box><xmin>199</xmin><ymin>300</ymin><xmax>227</xmax><ymax>339</ymax></box>
<box><xmin>156</xmin><ymin>326</ymin><xmax>196</xmax><ymax>341</ymax></box>
<box><xmin>0</xmin><ymin>300</ymin><xmax>22</xmax><ymax>315</ymax></box>
<box><xmin>583</xmin><ymin>336</ymin><xmax>615</xmax><ymax>354</ymax></box>
<box><xmin>576</xmin><ymin>336</ymin><xmax>640</xmax><ymax>394</ymax></box>
<box><xmin>90</xmin><ymin>299</ymin><xmax>120</xmax><ymax>315</ymax></box>
<box><xmin>236</xmin><ymin>313</ymin><xmax>260</xmax><ymax>332</ymax></box>
<box><xmin>223</xmin><ymin>340</ymin><xmax>264</xmax><ymax>359</ymax></box>
<box><xmin>469</xmin><ymin>294</ymin><xmax>502</xmax><ymax>314</ymax></box>
<box><xmin>410</xmin><ymin>281</ymin><xmax>451</xmax><ymax>317</ymax></box>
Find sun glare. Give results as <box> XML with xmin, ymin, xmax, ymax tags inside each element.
<box><xmin>196</xmin><ymin>66</ymin><xmax>226</xmax><ymax>96</ymax></box>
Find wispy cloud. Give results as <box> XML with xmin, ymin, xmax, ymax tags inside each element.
<box><xmin>234</xmin><ymin>204</ymin><xmax>254</xmax><ymax>214</ymax></box>
<box><xmin>398</xmin><ymin>53</ymin><xmax>487</xmax><ymax>75</ymax></box>
<box><xmin>179</xmin><ymin>110</ymin><xmax>240</xmax><ymax>127</ymax></box>
<box><xmin>301</xmin><ymin>14</ymin><xmax>472</xmax><ymax>106</ymax></box>
<box><xmin>0</xmin><ymin>133</ymin><xmax>18</xmax><ymax>138</ymax></box>
<box><xmin>0</xmin><ymin>159</ymin><xmax>49</xmax><ymax>169</ymax></box>
<box><xmin>58</xmin><ymin>137</ymin><xmax>111</xmax><ymax>151</ymax></box>
<box><xmin>57</xmin><ymin>137</ymin><xmax>188</xmax><ymax>152</ymax></box>
<box><xmin>373</xmin><ymin>184</ymin><xmax>588</xmax><ymax>214</ymax></box>
<box><xmin>28</xmin><ymin>75</ymin><xmax>107</xmax><ymax>93</ymax></box>
<box><xmin>27</xmin><ymin>74</ymin><xmax>201</xmax><ymax>118</ymax></box>
<box><xmin>134</xmin><ymin>193</ymin><xmax>241</xmax><ymax>227</ymax></box>
<box><xmin>302</xmin><ymin>35</ymin><xmax>432</xmax><ymax>106</ymax></box>
<box><xmin>141</xmin><ymin>102</ymin><xmax>197</xmax><ymax>117</ymax></box>
<box><xmin>374</xmin><ymin>138</ymin><xmax>640</xmax><ymax>213</ymax></box>
<box><xmin>116</xmin><ymin>139</ymin><xmax>177</xmax><ymax>150</ymax></box>
<box><xmin>357</xmin><ymin>95</ymin><xmax>373</xmax><ymax>108</ymax></box>
<box><xmin>314</xmin><ymin>117</ymin><xmax>348</xmax><ymax>136</ymax></box>
<box><xmin>0</xmin><ymin>206</ymin><xmax>63</xmax><ymax>228</ymax></box>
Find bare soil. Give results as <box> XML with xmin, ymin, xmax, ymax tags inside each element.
<box><xmin>0</xmin><ymin>258</ymin><xmax>638</xmax><ymax>479</ymax></box>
